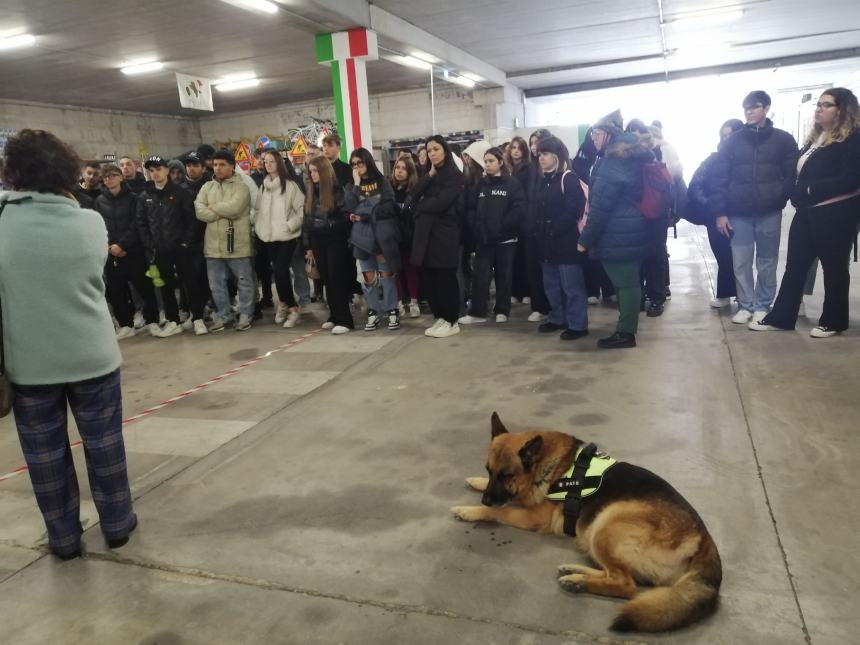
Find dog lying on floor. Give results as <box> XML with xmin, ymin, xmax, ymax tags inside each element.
<box><xmin>451</xmin><ymin>412</ymin><xmax>722</xmax><ymax>633</ymax></box>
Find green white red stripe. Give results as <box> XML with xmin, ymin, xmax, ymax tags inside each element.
<box><xmin>316</xmin><ymin>29</ymin><xmax>378</xmax><ymax>161</ymax></box>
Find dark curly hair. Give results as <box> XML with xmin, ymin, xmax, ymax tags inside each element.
<box><xmin>2</xmin><ymin>129</ymin><xmax>81</xmax><ymax>194</ymax></box>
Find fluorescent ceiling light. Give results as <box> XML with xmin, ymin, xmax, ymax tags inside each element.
<box><xmin>411</xmin><ymin>50</ymin><xmax>442</xmax><ymax>64</ymax></box>
<box><xmin>0</xmin><ymin>33</ymin><xmax>36</xmax><ymax>50</ymax></box>
<box><xmin>220</xmin><ymin>0</ymin><xmax>278</xmax><ymax>15</ymax></box>
<box><xmin>121</xmin><ymin>61</ymin><xmax>164</xmax><ymax>75</ymax></box>
<box><xmin>665</xmin><ymin>8</ymin><xmax>744</xmax><ymax>28</ymax></box>
<box><xmin>215</xmin><ymin>77</ymin><xmax>260</xmax><ymax>92</ymax></box>
<box><xmin>441</xmin><ymin>71</ymin><xmax>475</xmax><ymax>88</ymax></box>
<box><xmin>215</xmin><ymin>72</ymin><xmax>257</xmax><ymax>84</ymax></box>
<box><xmin>401</xmin><ymin>55</ymin><xmax>432</xmax><ymax>70</ymax></box>
<box><xmin>461</xmin><ymin>72</ymin><xmax>483</xmax><ymax>82</ymax></box>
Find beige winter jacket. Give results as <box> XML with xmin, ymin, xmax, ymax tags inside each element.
<box><xmin>255</xmin><ymin>176</ymin><xmax>304</xmax><ymax>242</ymax></box>
<box><xmin>195</xmin><ymin>173</ymin><xmax>252</xmax><ymax>259</ymax></box>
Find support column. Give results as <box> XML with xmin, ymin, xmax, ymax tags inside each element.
<box><xmin>315</xmin><ymin>28</ymin><xmax>378</xmax><ymax>161</ymax></box>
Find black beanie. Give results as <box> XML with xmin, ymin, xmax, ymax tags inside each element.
<box><xmin>197</xmin><ymin>143</ymin><xmax>216</xmax><ymax>160</ymax></box>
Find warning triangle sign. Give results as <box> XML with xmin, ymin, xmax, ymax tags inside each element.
<box><xmin>290</xmin><ymin>136</ymin><xmax>308</xmax><ymax>157</ymax></box>
<box><xmin>234</xmin><ymin>142</ymin><xmax>252</xmax><ymax>163</ymax></box>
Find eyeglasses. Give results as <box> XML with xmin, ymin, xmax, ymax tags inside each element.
<box><xmin>350</xmin><ymin>161</ymin><xmax>365</xmax><ymax>167</ymax></box>
<box><xmin>816</xmin><ymin>101</ymin><xmax>837</xmax><ymax>109</ymax></box>
<box><xmin>743</xmin><ymin>104</ymin><xmax>765</xmax><ymax>111</ymax></box>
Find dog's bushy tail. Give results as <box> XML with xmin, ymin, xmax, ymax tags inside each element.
<box><xmin>611</xmin><ymin>534</ymin><xmax>722</xmax><ymax>633</ymax></box>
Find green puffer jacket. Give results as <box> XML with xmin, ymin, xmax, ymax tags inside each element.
<box><xmin>579</xmin><ymin>132</ymin><xmax>653</xmax><ymax>262</ymax></box>
<box><xmin>194</xmin><ymin>173</ymin><xmax>252</xmax><ymax>259</ymax></box>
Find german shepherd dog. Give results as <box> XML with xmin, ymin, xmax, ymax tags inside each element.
<box><xmin>451</xmin><ymin>413</ymin><xmax>721</xmax><ymax>633</ymax></box>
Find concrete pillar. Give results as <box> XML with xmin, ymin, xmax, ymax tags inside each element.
<box><xmin>314</xmin><ymin>28</ymin><xmax>378</xmax><ymax>161</ymax></box>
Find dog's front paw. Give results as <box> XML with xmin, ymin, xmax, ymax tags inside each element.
<box><xmin>557</xmin><ymin>563</ymin><xmax>595</xmax><ymax>577</ymax></box>
<box><xmin>558</xmin><ymin>573</ymin><xmax>587</xmax><ymax>593</ymax></box>
<box><xmin>465</xmin><ymin>477</ymin><xmax>489</xmax><ymax>492</ymax></box>
<box><xmin>451</xmin><ymin>505</ymin><xmax>486</xmax><ymax>522</ymax></box>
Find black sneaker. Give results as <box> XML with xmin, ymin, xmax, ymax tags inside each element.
<box><xmin>560</xmin><ymin>328</ymin><xmax>589</xmax><ymax>340</ymax></box>
<box><xmin>538</xmin><ymin>322</ymin><xmax>565</xmax><ymax>333</ymax></box>
<box><xmin>646</xmin><ymin>302</ymin><xmax>664</xmax><ymax>317</ymax></box>
<box><xmin>252</xmin><ymin>303</ymin><xmax>264</xmax><ymax>321</ymax></box>
<box><xmin>364</xmin><ymin>310</ymin><xmax>380</xmax><ymax>331</ymax></box>
<box><xmin>107</xmin><ymin>515</ymin><xmax>138</xmax><ymax>549</ymax></box>
<box><xmin>387</xmin><ymin>309</ymin><xmax>401</xmax><ymax>330</ymax></box>
<box><xmin>259</xmin><ymin>297</ymin><xmax>274</xmax><ymax>309</ymax></box>
<box><xmin>640</xmin><ymin>297</ymin><xmax>647</xmax><ymax>312</ymax></box>
<box><xmin>597</xmin><ymin>331</ymin><xmax>636</xmax><ymax>349</ymax></box>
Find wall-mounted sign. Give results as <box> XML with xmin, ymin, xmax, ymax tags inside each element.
<box><xmin>234</xmin><ymin>141</ymin><xmax>253</xmax><ymax>173</ymax></box>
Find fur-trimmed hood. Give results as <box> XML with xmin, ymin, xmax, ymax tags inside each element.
<box><xmin>605</xmin><ymin>132</ymin><xmax>655</xmax><ymax>161</ymax></box>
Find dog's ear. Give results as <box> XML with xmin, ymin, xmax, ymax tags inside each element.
<box><xmin>518</xmin><ymin>435</ymin><xmax>543</xmax><ymax>472</ymax></box>
<box><xmin>490</xmin><ymin>412</ymin><xmax>509</xmax><ymax>438</ymax></box>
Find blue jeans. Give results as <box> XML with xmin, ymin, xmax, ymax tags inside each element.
<box><xmin>359</xmin><ymin>255</ymin><xmax>398</xmax><ymax>313</ymax></box>
<box><xmin>542</xmin><ymin>263</ymin><xmax>588</xmax><ymax>331</ymax></box>
<box><xmin>729</xmin><ymin>212</ymin><xmax>782</xmax><ymax>312</ymax></box>
<box><xmin>207</xmin><ymin>257</ymin><xmax>255</xmax><ymax>320</ymax></box>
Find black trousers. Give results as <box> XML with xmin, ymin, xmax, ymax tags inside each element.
<box><xmin>706</xmin><ymin>222</ymin><xmax>736</xmax><ymax>299</ymax></box>
<box><xmin>525</xmin><ymin>236</ymin><xmax>550</xmax><ymax>314</ymax></box>
<box><xmin>254</xmin><ymin>236</ymin><xmax>273</xmax><ymax>302</ymax></box>
<box><xmin>312</xmin><ymin>234</ymin><xmax>354</xmax><ymax>328</ymax></box>
<box><xmin>470</xmin><ymin>243</ymin><xmax>516</xmax><ymax>317</ymax></box>
<box><xmin>261</xmin><ymin>239</ymin><xmax>298</xmax><ymax>308</ymax></box>
<box><xmin>583</xmin><ymin>258</ymin><xmax>615</xmax><ymax>299</ymax></box>
<box><xmin>765</xmin><ymin>197</ymin><xmax>859</xmax><ymax>331</ymax></box>
<box><xmin>155</xmin><ymin>247</ymin><xmax>206</xmax><ymax>322</ymax></box>
<box><xmin>105</xmin><ymin>249</ymin><xmax>158</xmax><ymax>328</ymax></box>
<box><xmin>640</xmin><ymin>218</ymin><xmax>669</xmax><ymax>303</ymax></box>
<box><xmin>422</xmin><ymin>267</ymin><xmax>460</xmax><ymax>324</ymax></box>
<box><xmin>511</xmin><ymin>237</ymin><xmax>530</xmax><ymax>300</ymax></box>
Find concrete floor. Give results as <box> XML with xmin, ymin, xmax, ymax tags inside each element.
<box><xmin>0</xmin><ymin>220</ymin><xmax>857</xmax><ymax>645</ymax></box>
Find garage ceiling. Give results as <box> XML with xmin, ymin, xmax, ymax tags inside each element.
<box><xmin>1</xmin><ymin>0</ymin><xmax>858</xmax><ymax>114</ymax></box>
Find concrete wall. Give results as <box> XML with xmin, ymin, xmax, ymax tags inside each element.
<box><xmin>199</xmin><ymin>85</ymin><xmax>520</xmax><ymax>149</ymax></box>
<box><xmin>0</xmin><ymin>100</ymin><xmax>201</xmax><ymax>161</ymax></box>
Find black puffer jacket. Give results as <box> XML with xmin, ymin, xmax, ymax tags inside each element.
<box><xmin>125</xmin><ymin>173</ymin><xmax>148</xmax><ymax>194</ymax></box>
<box><xmin>710</xmin><ymin>119</ymin><xmax>798</xmax><ymax>217</ymax></box>
<box><xmin>535</xmin><ymin>170</ymin><xmax>587</xmax><ymax>264</ymax></box>
<box><xmin>135</xmin><ymin>181</ymin><xmax>197</xmax><ymax>256</ymax></box>
<box><xmin>791</xmin><ymin>130</ymin><xmax>860</xmax><ymax>208</ymax></box>
<box><xmin>302</xmin><ymin>185</ymin><xmax>348</xmax><ymax>247</ymax></box>
<box><xmin>94</xmin><ymin>185</ymin><xmax>141</xmax><ymax>250</ymax></box>
<box><xmin>410</xmin><ymin>163</ymin><xmax>465</xmax><ymax>268</ymax></box>
<box><xmin>684</xmin><ymin>152</ymin><xmax>719</xmax><ymax>226</ymax></box>
<box><xmin>468</xmin><ymin>174</ymin><xmax>526</xmax><ymax>246</ymax></box>
<box><xmin>180</xmin><ymin>171</ymin><xmax>214</xmax><ymax>245</ymax></box>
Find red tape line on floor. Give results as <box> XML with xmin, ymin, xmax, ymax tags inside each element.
<box><xmin>0</xmin><ymin>329</ymin><xmax>323</xmax><ymax>483</ymax></box>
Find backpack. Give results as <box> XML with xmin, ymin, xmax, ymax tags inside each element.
<box><xmin>559</xmin><ymin>169</ymin><xmax>589</xmax><ymax>233</ymax></box>
<box><xmin>638</xmin><ymin>161</ymin><xmax>674</xmax><ymax>220</ymax></box>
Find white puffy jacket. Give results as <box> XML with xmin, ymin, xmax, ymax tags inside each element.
<box><xmin>255</xmin><ymin>175</ymin><xmax>304</xmax><ymax>242</ymax></box>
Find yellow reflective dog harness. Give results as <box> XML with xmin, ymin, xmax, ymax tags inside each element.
<box><xmin>546</xmin><ymin>442</ymin><xmax>617</xmax><ymax>536</ymax></box>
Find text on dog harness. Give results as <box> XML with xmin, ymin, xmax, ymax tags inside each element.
<box><xmin>546</xmin><ymin>443</ymin><xmax>616</xmax><ymax>536</ymax></box>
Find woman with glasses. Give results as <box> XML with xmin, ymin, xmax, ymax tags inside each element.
<box><xmin>344</xmin><ymin>148</ymin><xmax>401</xmax><ymax>331</ymax></box>
<box><xmin>750</xmin><ymin>88</ymin><xmax>860</xmax><ymax>337</ymax></box>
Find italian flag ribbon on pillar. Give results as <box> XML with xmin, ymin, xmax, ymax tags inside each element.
<box><xmin>315</xmin><ymin>29</ymin><xmax>379</xmax><ymax>161</ymax></box>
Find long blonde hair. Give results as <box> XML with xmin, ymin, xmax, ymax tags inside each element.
<box><xmin>805</xmin><ymin>87</ymin><xmax>860</xmax><ymax>147</ymax></box>
<box><xmin>304</xmin><ymin>156</ymin><xmax>336</xmax><ymax>213</ymax></box>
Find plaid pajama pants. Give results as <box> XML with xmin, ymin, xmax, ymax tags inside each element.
<box><xmin>12</xmin><ymin>369</ymin><xmax>135</xmax><ymax>557</ymax></box>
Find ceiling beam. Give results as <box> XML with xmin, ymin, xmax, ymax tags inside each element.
<box><xmin>524</xmin><ymin>48</ymin><xmax>860</xmax><ymax>97</ymax></box>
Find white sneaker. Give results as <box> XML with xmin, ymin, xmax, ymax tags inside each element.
<box><xmin>283</xmin><ymin>311</ymin><xmax>300</xmax><ymax>328</ymax></box>
<box><xmin>275</xmin><ymin>304</ymin><xmax>288</xmax><ymax>325</ymax></box>
<box><xmin>116</xmin><ymin>326</ymin><xmax>135</xmax><ymax>340</ymax></box>
<box><xmin>731</xmin><ymin>309</ymin><xmax>753</xmax><ymax>324</ymax></box>
<box><xmin>398</xmin><ymin>301</ymin><xmax>406</xmax><ymax>317</ymax></box>
<box><xmin>710</xmin><ymin>297</ymin><xmax>731</xmax><ymax>308</ymax></box>
<box><xmin>810</xmin><ymin>326</ymin><xmax>839</xmax><ymax>338</ymax></box>
<box><xmin>181</xmin><ymin>318</ymin><xmax>194</xmax><ymax>331</ymax></box>
<box><xmin>331</xmin><ymin>325</ymin><xmax>350</xmax><ymax>335</ymax></box>
<box><xmin>133</xmin><ymin>312</ymin><xmax>145</xmax><ymax>329</ymax></box>
<box><xmin>157</xmin><ymin>321</ymin><xmax>183</xmax><ymax>338</ymax></box>
<box><xmin>458</xmin><ymin>315</ymin><xmax>486</xmax><ymax>324</ymax></box>
<box><xmin>234</xmin><ymin>314</ymin><xmax>252</xmax><ymax>331</ymax></box>
<box><xmin>748</xmin><ymin>321</ymin><xmax>781</xmax><ymax>332</ymax></box>
<box><xmin>208</xmin><ymin>315</ymin><xmax>226</xmax><ymax>332</ymax></box>
<box><xmin>321</xmin><ymin>321</ymin><xmax>335</xmax><ymax>330</ymax></box>
<box><xmin>408</xmin><ymin>301</ymin><xmax>421</xmax><ymax>318</ymax></box>
<box><xmin>798</xmin><ymin>300</ymin><xmax>806</xmax><ymax>317</ymax></box>
<box><xmin>159</xmin><ymin>311</ymin><xmax>167</xmax><ymax>325</ymax></box>
<box><xmin>193</xmin><ymin>319</ymin><xmax>208</xmax><ymax>336</ymax></box>
<box><xmin>147</xmin><ymin>322</ymin><xmax>162</xmax><ymax>337</ymax></box>
<box><xmin>751</xmin><ymin>311</ymin><xmax>768</xmax><ymax>323</ymax></box>
<box><xmin>587</xmin><ymin>296</ymin><xmax>599</xmax><ymax>305</ymax></box>
<box><xmin>429</xmin><ymin>321</ymin><xmax>460</xmax><ymax>338</ymax></box>
<box><xmin>527</xmin><ymin>312</ymin><xmax>546</xmax><ymax>323</ymax></box>
<box><xmin>424</xmin><ymin>318</ymin><xmax>445</xmax><ymax>336</ymax></box>
<box><xmin>495</xmin><ymin>314</ymin><xmax>508</xmax><ymax>323</ymax></box>
<box><xmin>521</xmin><ymin>297</ymin><xmax>531</xmax><ymax>305</ymax></box>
